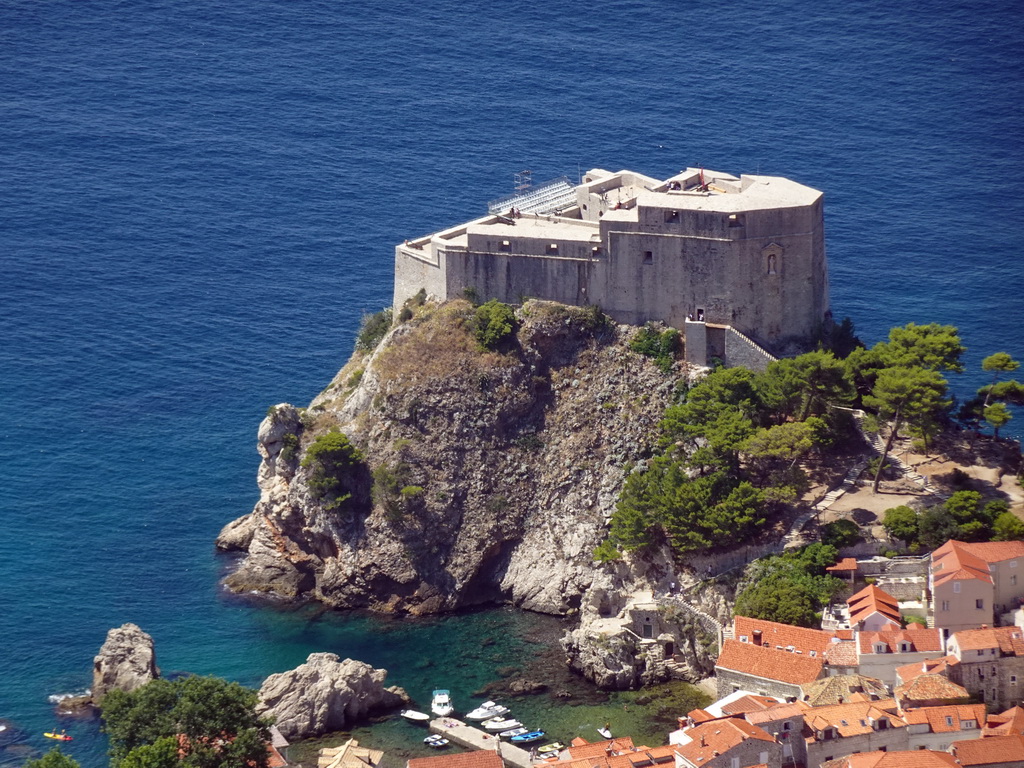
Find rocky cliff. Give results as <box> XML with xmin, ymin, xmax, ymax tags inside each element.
<box><xmin>92</xmin><ymin>623</ymin><xmax>159</xmax><ymax>705</ymax></box>
<box><xmin>218</xmin><ymin>299</ymin><xmax>685</xmax><ymax>617</ymax></box>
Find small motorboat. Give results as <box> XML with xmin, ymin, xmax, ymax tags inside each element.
<box><xmin>499</xmin><ymin>726</ymin><xmax>529</xmax><ymax>739</ymax></box>
<box><xmin>44</xmin><ymin>732</ymin><xmax>72</xmax><ymax>742</ymax></box>
<box><xmin>400</xmin><ymin>709</ymin><xmax>431</xmax><ymax>723</ymax></box>
<box><xmin>597</xmin><ymin>726</ymin><xmax>613</xmax><ymax>739</ymax></box>
<box><xmin>465</xmin><ymin>700</ymin><xmax>510</xmax><ymax>720</ymax></box>
<box><xmin>538</xmin><ymin>742</ymin><xmax>565</xmax><ymax>754</ymax></box>
<box><xmin>483</xmin><ymin>716</ymin><xmax>521</xmax><ymax>731</ymax></box>
<box><xmin>430</xmin><ymin>689</ymin><xmax>453</xmax><ymax>717</ymax></box>
<box><xmin>511</xmin><ymin>730</ymin><xmax>545</xmax><ymax>744</ymax></box>
<box><xmin>424</xmin><ymin>734</ymin><xmax>449</xmax><ymax>748</ymax></box>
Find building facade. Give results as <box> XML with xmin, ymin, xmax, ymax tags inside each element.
<box><xmin>395</xmin><ymin>167</ymin><xmax>829</xmax><ymax>358</ymax></box>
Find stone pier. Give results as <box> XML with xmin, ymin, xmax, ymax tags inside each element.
<box><xmin>429</xmin><ymin>718</ymin><xmax>535</xmax><ymax>767</ymax></box>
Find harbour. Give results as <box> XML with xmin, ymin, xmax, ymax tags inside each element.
<box><xmin>428</xmin><ymin>718</ymin><xmax>535</xmax><ymax>767</ymax></box>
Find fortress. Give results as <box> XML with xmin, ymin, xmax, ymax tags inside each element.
<box><xmin>394</xmin><ymin>166</ymin><xmax>830</xmax><ymax>367</ymax></box>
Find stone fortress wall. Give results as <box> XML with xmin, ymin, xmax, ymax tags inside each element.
<box><xmin>394</xmin><ymin>166</ymin><xmax>830</xmax><ymax>362</ymax></box>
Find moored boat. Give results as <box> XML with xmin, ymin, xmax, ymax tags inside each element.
<box><xmin>465</xmin><ymin>700</ymin><xmax>510</xmax><ymax>720</ymax></box>
<box><xmin>499</xmin><ymin>726</ymin><xmax>529</xmax><ymax>739</ymax></box>
<box><xmin>424</xmin><ymin>734</ymin><xmax>449</xmax><ymax>748</ymax></box>
<box><xmin>400</xmin><ymin>709</ymin><xmax>431</xmax><ymax>723</ymax></box>
<box><xmin>511</xmin><ymin>730</ymin><xmax>545</xmax><ymax>744</ymax></box>
<box><xmin>430</xmin><ymin>689</ymin><xmax>453</xmax><ymax>717</ymax></box>
<box><xmin>538</xmin><ymin>742</ymin><xmax>565</xmax><ymax>754</ymax></box>
<box><xmin>597</xmin><ymin>726</ymin><xmax>612</xmax><ymax>739</ymax></box>
<box><xmin>483</xmin><ymin>716</ymin><xmax>521</xmax><ymax>731</ymax></box>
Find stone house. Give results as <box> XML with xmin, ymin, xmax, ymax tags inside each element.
<box><xmin>901</xmin><ymin>703</ymin><xmax>985</xmax><ymax>751</ymax></box>
<box><xmin>715</xmin><ymin>639</ymin><xmax>826</xmax><ymax>700</ymax></box>
<box><xmin>821</xmin><ymin>752</ymin><xmax>958</xmax><ymax>768</ymax></box>
<box><xmin>855</xmin><ymin>626</ymin><xmax>945</xmax><ymax>684</ymax></box>
<box><xmin>950</xmin><ymin>733</ymin><xmax>1024</xmax><ymax>767</ymax></box>
<box><xmin>946</xmin><ymin>625</ymin><xmax>1024</xmax><ymax>709</ymax></box>
<box><xmin>406</xmin><ymin>750</ymin><xmax>503</xmax><ymax>768</ymax></box>
<box><xmin>894</xmin><ymin>674</ymin><xmax>971</xmax><ymax>710</ymax></box>
<box><xmin>930</xmin><ymin>541</ymin><xmax>1024</xmax><ymax>636</ymax></box>
<box><xmin>672</xmin><ymin>717</ymin><xmax>779</xmax><ymax>768</ymax></box>
<box><xmin>847</xmin><ymin>585</ymin><xmax>902</xmax><ymax>633</ymax></box>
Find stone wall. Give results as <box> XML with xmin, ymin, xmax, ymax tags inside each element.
<box><xmin>715</xmin><ymin>667</ymin><xmax>804</xmax><ymax>700</ymax></box>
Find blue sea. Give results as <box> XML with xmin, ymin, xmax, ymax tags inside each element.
<box><xmin>1</xmin><ymin>1</ymin><xmax>1022</xmax><ymax>765</ymax></box>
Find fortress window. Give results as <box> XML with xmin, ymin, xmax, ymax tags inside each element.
<box><xmin>500</xmin><ymin>240</ymin><xmax>511</xmax><ymax>252</ymax></box>
<box><xmin>729</xmin><ymin>213</ymin><xmax>744</xmax><ymax>228</ymax></box>
<box><xmin>664</xmin><ymin>210</ymin><xmax>679</xmax><ymax>223</ymax></box>
<box><xmin>643</xmin><ymin>251</ymin><xmax>654</xmax><ymax>265</ymax></box>
<box><xmin>548</xmin><ymin>243</ymin><xmax>559</xmax><ymax>253</ymax></box>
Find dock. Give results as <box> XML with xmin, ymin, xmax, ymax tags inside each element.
<box><xmin>429</xmin><ymin>717</ymin><xmax>536</xmax><ymax>767</ymax></box>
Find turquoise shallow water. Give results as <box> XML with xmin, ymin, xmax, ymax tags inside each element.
<box><xmin>1</xmin><ymin>0</ymin><xmax>1022</xmax><ymax>765</ymax></box>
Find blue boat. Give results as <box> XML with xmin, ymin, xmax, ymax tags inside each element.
<box><xmin>510</xmin><ymin>730</ymin><xmax>545</xmax><ymax>744</ymax></box>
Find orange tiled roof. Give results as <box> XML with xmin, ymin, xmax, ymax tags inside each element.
<box><xmin>951</xmin><ymin>625</ymin><xmax>1024</xmax><ymax>655</ymax></box>
<box><xmin>744</xmin><ymin>701</ymin><xmax>807</xmax><ymax>726</ymax></box>
<box><xmin>823</xmin><ymin>750</ymin><xmax>959</xmax><ymax>768</ymax></box>
<box><xmin>606</xmin><ymin>746</ymin><xmax>678</xmax><ymax>767</ymax></box>
<box><xmin>983</xmin><ymin>705</ymin><xmax>1024</xmax><ymax>736</ymax></box>
<box><xmin>848</xmin><ymin>584</ymin><xmax>901</xmax><ymax>627</ymax></box>
<box><xmin>895</xmin><ymin>656</ymin><xmax>957</xmax><ymax>685</ymax></box>
<box><xmin>674</xmin><ymin>717</ymin><xmax>774</xmax><ymax>766</ymax></box>
<box><xmin>858</xmin><ymin>627</ymin><xmax>944</xmax><ymax>654</ymax></box>
<box><xmin>800</xmin><ymin>674</ymin><xmax>889</xmax><ymax>706</ymax></box>
<box><xmin>931</xmin><ymin>541</ymin><xmax>994</xmax><ymax>586</ymax></box>
<box><xmin>802</xmin><ymin>699</ymin><xmax>905</xmax><ymax>739</ymax></box>
<box><xmin>894</xmin><ymin>674</ymin><xmax>970</xmax><ymax>704</ymax></box>
<box><xmin>901</xmin><ymin>703</ymin><xmax>985</xmax><ymax>733</ymax></box>
<box><xmin>827</xmin><ymin>557</ymin><xmax>859</xmax><ymax>572</ymax></box>
<box><xmin>566</xmin><ymin>737</ymin><xmax>636</xmax><ymax>759</ymax></box>
<box><xmin>824</xmin><ymin>640</ymin><xmax>859</xmax><ymax>667</ymax></box>
<box><xmin>407</xmin><ymin>751</ymin><xmax>504</xmax><ymax>768</ymax></box>
<box><xmin>733</xmin><ymin>616</ymin><xmax>839</xmax><ymax>655</ymax></box>
<box><xmin>956</xmin><ymin>540</ymin><xmax>1024</xmax><ymax>563</ymax></box>
<box><xmin>720</xmin><ymin>694</ymin><xmax>782</xmax><ymax>716</ymax></box>
<box><xmin>951</xmin><ymin>733</ymin><xmax>1024</xmax><ymax>766</ymax></box>
<box><xmin>716</xmin><ymin>639</ymin><xmax>824</xmax><ymax>685</ymax></box>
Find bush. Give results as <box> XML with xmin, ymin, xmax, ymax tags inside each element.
<box><xmin>356</xmin><ymin>308</ymin><xmax>393</xmax><ymax>352</ymax></box>
<box><xmin>630</xmin><ymin>324</ymin><xmax>680</xmax><ymax>373</ymax></box>
<box><xmin>593</xmin><ymin>539</ymin><xmax>622</xmax><ymax>563</ymax></box>
<box><xmin>25</xmin><ymin>751</ymin><xmax>80</xmax><ymax>768</ymax></box>
<box><xmin>822</xmin><ymin>519</ymin><xmax>861</xmax><ymax>549</ymax></box>
<box><xmin>372</xmin><ymin>462</ymin><xmax>414</xmax><ymax>520</ymax></box>
<box><xmin>473</xmin><ymin>300</ymin><xmax>518</xmax><ymax>351</ymax></box>
<box><xmin>279</xmin><ymin>432</ymin><xmax>299</xmax><ymax>463</ymax></box>
<box><xmin>301</xmin><ymin>431</ymin><xmax>368</xmax><ymax>511</ymax></box>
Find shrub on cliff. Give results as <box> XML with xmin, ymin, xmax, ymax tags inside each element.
<box><xmin>102</xmin><ymin>676</ymin><xmax>271</xmax><ymax>768</ymax></box>
<box><xmin>473</xmin><ymin>299</ymin><xmax>518</xmax><ymax>351</ymax></box>
<box><xmin>24</xmin><ymin>751</ymin><xmax>80</xmax><ymax>768</ymax></box>
<box><xmin>301</xmin><ymin>431</ymin><xmax>369</xmax><ymax>511</ymax></box>
<box><xmin>734</xmin><ymin>544</ymin><xmax>845</xmax><ymax>628</ymax></box>
<box><xmin>630</xmin><ymin>324</ymin><xmax>679</xmax><ymax>373</ymax></box>
<box><xmin>355</xmin><ymin>307</ymin><xmax>393</xmax><ymax>352</ymax></box>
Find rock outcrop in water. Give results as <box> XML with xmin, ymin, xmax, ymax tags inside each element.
<box><xmin>218</xmin><ymin>299</ymin><xmax>683</xmax><ymax>617</ymax></box>
<box><xmin>255</xmin><ymin>653</ymin><xmax>407</xmax><ymax>739</ymax></box>
<box><xmin>92</xmin><ymin>623</ymin><xmax>159</xmax><ymax>705</ymax></box>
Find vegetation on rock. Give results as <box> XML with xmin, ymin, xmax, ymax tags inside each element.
<box><xmin>734</xmin><ymin>544</ymin><xmax>847</xmax><ymax>627</ymax></box>
<box><xmin>473</xmin><ymin>299</ymin><xmax>518</xmax><ymax>351</ymax></box>
<box><xmin>883</xmin><ymin>491</ymin><xmax>1016</xmax><ymax>550</ymax></box>
<box><xmin>301</xmin><ymin>430</ymin><xmax>368</xmax><ymax>511</ymax></box>
<box><xmin>629</xmin><ymin>324</ymin><xmax>680</xmax><ymax>373</ymax></box>
<box><xmin>24</xmin><ymin>751</ymin><xmax>80</xmax><ymax>768</ymax></box>
<box><xmin>101</xmin><ymin>676</ymin><xmax>271</xmax><ymax>768</ymax></box>
<box><xmin>355</xmin><ymin>308</ymin><xmax>393</xmax><ymax>352</ymax></box>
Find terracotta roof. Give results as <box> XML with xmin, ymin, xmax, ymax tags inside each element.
<box><xmin>932</xmin><ymin>540</ymin><xmax>994</xmax><ymax>586</ymax></box>
<box><xmin>733</xmin><ymin>616</ymin><xmax>839</xmax><ymax>655</ymax></box>
<box><xmin>802</xmin><ymin>699</ymin><xmax>905</xmax><ymax>739</ymax></box>
<box><xmin>848</xmin><ymin>584</ymin><xmax>901</xmax><ymax>627</ymax></box>
<box><xmin>408</xmin><ymin>751</ymin><xmax>505</xmax><ymax>768</ymax></box>
<box><xmin>606</xmin><ymin>746</ymin><xmax>678</xmax><ymax>767</ymax></box>
<box><xmin>955</xmin><ymin>540</ymin><xmax>1024</xmax><ymax>563</ymax></box>
<box><xmin>951</xmin><ymin>733</ymin><xmax>1024</xmax><ymax>766</ymax></box>
<box><xmin>825</xmin><ymin>640</ymin><xmax>859</xmax><ymax>667</ymax></box>
<box><xmin>719</xmin><ymin>694</ymin><xmax>781</xmax><ymax>716</ymax></box>
<box><xmin>859</xmin><ymin>627</ymin><xmax>944</xmax><ymax>654</ymax></box>
<box><xmin>894</xmin><ymin>674</ymin><xmax>970</xmax><ymax>704</ymax></box>
<box><xmin>744</xmin><ymin>701</ymin><xmax>807</xmax><ymax>726</ymax></box>
<box><xmin>951</xmin><ymin>625</ymin><xmax>1024</xmax><ymax>655</ymax></box>
<box><xmin>983</xmin><ymin>705</ymin><xmax>1024</xmax><ymax>736</ymax></box>
<box><xmin>901</xmin><ymin>703</ymin><xmax>985</xmax><ymax>733</ymax></box>
<box><xmin>822</xmin><ymin>751</ymin><xmax>959</xmax><ymax>768</ymax></box>
<box><xmin>828</xmin><ymin>557</ymin><xmax>859</xmax><ymax>572</ymax></box>
<box><xmin>895</xmin><ymin>656</ymin><xmax>957</xmax><ymax>685</ymax></box>
<box><xmin>567</xmin><ymin>737</ymin><xmax>636</xmax><ymax>759</ymax></box>
<box><xmin>716</xmin><ymin>639</ymin><xmax>824</xmax><ymax>685</ymax></box>
<box><xmin>800</xmin><ymin>674</ymin><xmax>889</xmax><ymax>706</ymax></box>
<box><xmin>674</xmin><ymin>718</ymin><xmax>774</xmax><ymax>766</ymax></box>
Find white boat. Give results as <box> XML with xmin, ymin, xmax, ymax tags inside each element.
<box><xmin>465</xmin><ymin>700</ymin><xmax>510</xmax><ymax>720</ymax></box>
<box><xmin>430</xmin><ymin>689</ymin><xmax>453</xmax><ymax>717</ymax></box>
<box><xmin>538</xmin><ymin>742</ymin><xmax>565</xmax><ymax>754</ymax></box>
<box><xmin>499</xmin><ymin>726</ymin><xmax>529</xmax><ymax>739</ymax></box>
<box><xmin>400</xmin><ymin>709</ymin><xmax>430</xmax><ymax>723</ymax></box>
<box><xmin>483</xmin><ymin>717</ymin><xmax>521</xmax><ymax>731</ymax></box>
<box><xmin>424</xmin><ymin>734</ymin><xmax>449</xmax><ymax>748</ymax></box>
<box><xmin>598</xmin><ymin>726</ymin><xmax>613</xmax><ymax>739</ymax></box>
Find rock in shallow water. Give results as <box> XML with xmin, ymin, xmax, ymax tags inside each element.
<box><xmin>92</xmin><ymin>623</ymin><xmax>159</xmax><ymax>705</ymax></box>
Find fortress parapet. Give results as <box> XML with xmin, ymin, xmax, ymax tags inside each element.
<box><xmin>394</xmin><ymin>166</ymin><xmax>829</xmax><ymax>358</ymax></box>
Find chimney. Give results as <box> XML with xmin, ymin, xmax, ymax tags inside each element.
<box><xmin>700</xmin><ymin>735</ymin><xmax>707</xmax><ymax>747</ymax></box>
<box><xmin>753</xmin><ymin>629</ymin><xmax>763</xmax><ymax>646</ymax></box>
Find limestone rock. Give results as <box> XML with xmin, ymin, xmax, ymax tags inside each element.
<box><xmin>215</xmin><ymin>512</ymin><xmax>256</xmax><ymax>551</ymax></box>
<box><xmin>92</xmin><ymin>623</ymin><xmax>158</xmax><ymax>705</ymax></box>
<box><xmin>256</xmin><ymin>653</ymin><xmax>407</xmax><ymax>740</ymax></box>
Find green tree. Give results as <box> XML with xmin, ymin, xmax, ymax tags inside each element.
<box><xmin>355</xmin><ymin>308</ymin><xmax>393</xmax><ymax>352</ymax></box>
<box><xmin>473</xmin><ymin>300</ymin><xmax>518</xmax><ymax>350</ymax></box>
<box><xmin>822</xmin><ymin>519</ymin><xmax>861</xmax><ymax>549</ymax></box>
<box><xmin>882</xmin><ymin>505</ymin><xmax>919</xmax><ymax>544</ymax></box>
<box><xmin>630</xmin><ymin>325</ymin><xmax>681</xmax><ymax>373</ymax></box>
<box><xmin>917</xmin><ymin>505</ymin><xmax>961</xmax><ymax>550</ymax></box>
<box><xmin>734</xmin><ymin>546</ymin><xmax>845</xmax><ymax>627</ymax></box>
<box><xmin>762</xmin><ymin>351</ymin><xmax>854</xmax><ymax>420</ymax></box>
<box><xmin>863</xmin><ymin>366</ymin><xmax>949</xmax><ymax>492</ymax></box>
<box><xmin>993</xmin><ymin>512</ymin><xmax>1024</xmax><ymax>542</ymax></box>
<box><xmin>878</xmin><ymin>322</ymin><xmax>966</xmax><ymax>373</ymax></box>
<box><xmin>102</xmin><ymin>676</ymin><xmax>271</xmax><ymax>768</ymax></box>
<box><xmin>24</xmin><ymin>750</ymin><xmax>81</xmax><ymax>768</ymax></box>
<box><xmin>984</xmin><ymin>402</ymin><xmax>1012</xmax><ymax>439</ymax></box>
<box><xmin>301</xmin><ymin>430</ymin><xmax>368</xmax><ymax>511</ymax></box>
<box><xmin>981</xmin><ymin>352</ymin><xmax>1020</xmax><ymax>407</ymax></box>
